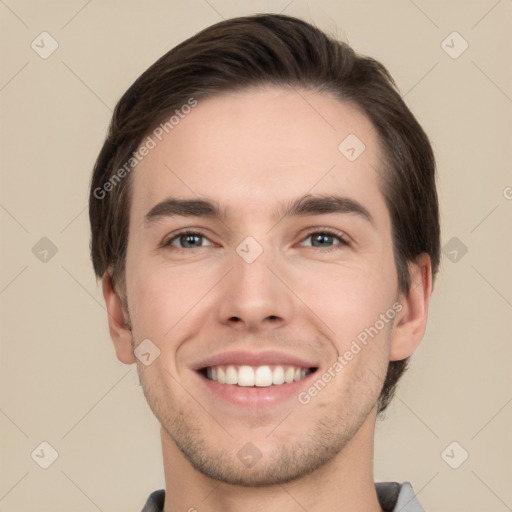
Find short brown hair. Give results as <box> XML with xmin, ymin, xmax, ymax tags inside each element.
<box><xmin>89</xmin><ymin>13</ymin><xmax>440</xmax><ymax>413</ymax></box>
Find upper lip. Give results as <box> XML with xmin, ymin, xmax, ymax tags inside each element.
<box><xmin>192</xmin><ymin>350</ymin><xmax>318</xmax><ymax>370</ymax></box>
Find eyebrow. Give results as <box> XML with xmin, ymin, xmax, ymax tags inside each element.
<box><xmin>143</xmin><ymin>194</ymin><xmax>374</xmax><ymax>227</ymax></box>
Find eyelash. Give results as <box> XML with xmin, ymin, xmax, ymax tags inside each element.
<box><xmin>301</xmin><ymin>228</ymin><xmax>350</xmax><ymax>252</ymax></box>
<box><xmin>160</xmin><ymin>228</ymin><xmax>350</xmax><ymax>253</ymax></box>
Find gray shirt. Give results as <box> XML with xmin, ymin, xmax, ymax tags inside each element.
<box><xmin>141</xmin><ymin>482</ymin><xmax>425</xmax><ymax>511</ymax></box>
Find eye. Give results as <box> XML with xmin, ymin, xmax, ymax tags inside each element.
<box><xmin>162</xmin><ymin>231</ymin><xmax>214</xmax><ymax>249</ymax></box>
<box><xmin>299</xmin><ymin>229</ymin><xmax>349</xmax><ymax>251</ymax></box>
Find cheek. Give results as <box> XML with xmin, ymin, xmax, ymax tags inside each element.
<box><xmin>293</xmin><ymin>261</ymin><xmax>397</xmax><ymax>399</ymax></box>
<box><xmin>294</xmin><ymin>259</ymin><xmax>398</xmax><ymax>345</ymax></box>
<box><xmin>125</xmin><ymin>253</ymin><xmax>219</xmax><ymax>341</ymax></box>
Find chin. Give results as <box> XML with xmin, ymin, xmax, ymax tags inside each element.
<box><xmin>169</xmin><ymin>423</ymin><xmax>348</xmax><ymax>488</ymax></box>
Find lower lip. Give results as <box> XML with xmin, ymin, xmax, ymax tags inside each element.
<box><xmin>196</xmin><ymin>370</ymin><xmax>317</xmax><ymax>407</ymax></box>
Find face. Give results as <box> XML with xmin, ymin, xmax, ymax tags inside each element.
<box><xmin>123</xmin><ymin>87</ymin><xmax>403</xmax><ymax>485</ymax></box>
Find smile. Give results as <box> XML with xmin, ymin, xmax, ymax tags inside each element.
<box><xmin>203</xmin><ymin>364</ymin><xmax>316</xmax><ymax>387</ymax></box>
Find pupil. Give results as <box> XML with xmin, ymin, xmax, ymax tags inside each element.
<box><xmin>312</xmin><ymin>233</ymin><xmax>332</xmax><ymax>247</ymax></box>
<box><xmin>182</xmin><ymin>234</ymin><xmax>201</xmax><ymax>247</ymax></box>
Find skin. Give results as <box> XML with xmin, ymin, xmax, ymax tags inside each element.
<box><xmin>102</xmin><ymin>86</ymin><xmax>432</xmax><ymax>512</ymax></box>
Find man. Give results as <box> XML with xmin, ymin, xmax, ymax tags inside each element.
<box><xmin>89</xmin><ymin>14</ymin><xmax>439</xmax><ymax>512</ymax></box>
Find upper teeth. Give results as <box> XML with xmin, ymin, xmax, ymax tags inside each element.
<box><xmin>206</xmin><ymin>365</ymin><xmax>311</xmax><ymax>387</ymax></box>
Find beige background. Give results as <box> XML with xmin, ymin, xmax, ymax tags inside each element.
<box><xmin>1</xmin><ymin>1</ymin><xmax>511</xmax><ymax>511</ymax></box>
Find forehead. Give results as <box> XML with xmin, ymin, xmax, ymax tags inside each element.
<box><xmin>130</xmin><ymin>86</ymin><xmax>386</xmax><ymax>224</ymax></box>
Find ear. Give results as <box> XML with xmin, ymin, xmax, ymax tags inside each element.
<box><xmin>390</xmin><ymin>253</ymin><xmax>433</xmax><ymax>361</ymax></box>
<box><xmin>102</xmin><ymin>272</ymin><xmax>136</xmax><ymax>364</ymax></box>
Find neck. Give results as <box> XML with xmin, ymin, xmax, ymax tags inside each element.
<box><xmin>161</xmin><ymin>411</ymin><xmax>382</xmax><ymax>512</ymax></box>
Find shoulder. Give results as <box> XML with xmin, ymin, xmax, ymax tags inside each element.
<box><xmin>376</xmin><ymin>481</ymin><xmax>426</xmax><ymax>512</ymax></box>
<box><xmin>141</xmin><ymin>489</ymin><xmax>165</xmax><ymax>512</ymax></box>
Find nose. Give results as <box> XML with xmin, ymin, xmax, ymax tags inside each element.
<box><xmin>216</xmin><ymin>244</ymin><xmax>295</xmax><ymax>333</ymax></box>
